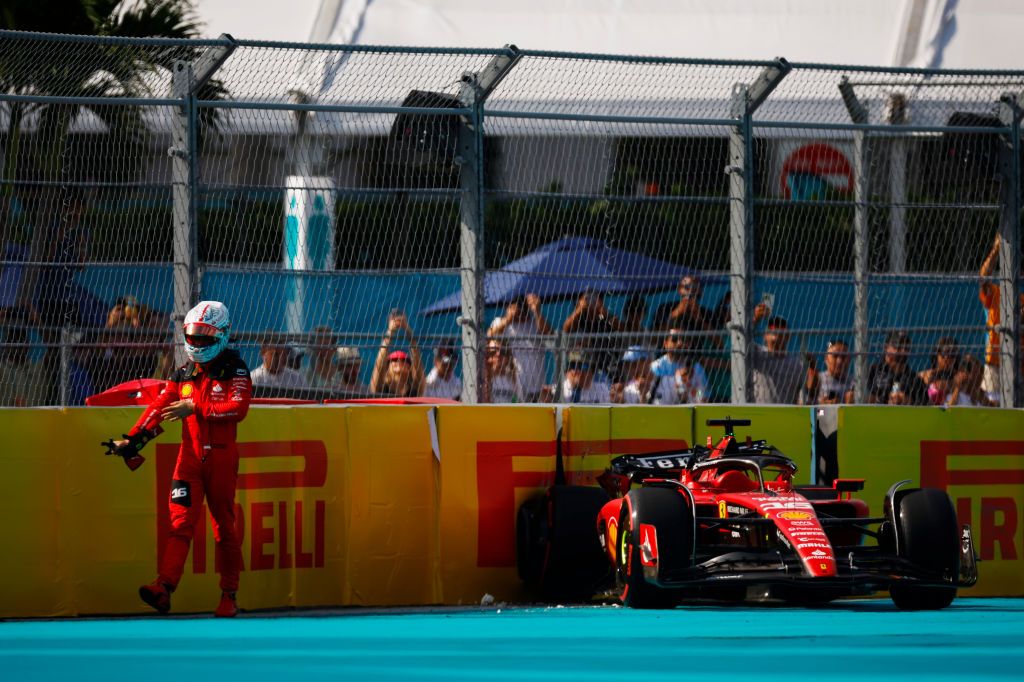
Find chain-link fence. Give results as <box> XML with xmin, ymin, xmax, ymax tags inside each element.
<box><xmin>1</xmin><ymin>31</ymin><xmax>1021</xmax><ymax>407</ymax></box>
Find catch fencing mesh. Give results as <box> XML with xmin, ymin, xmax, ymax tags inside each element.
<box><xmin>0</xmin><ymin>32</ymin><xmax>1020</xmax><ymax>406</ymax></box>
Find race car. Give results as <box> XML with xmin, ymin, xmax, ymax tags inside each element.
<box><xmin>517</xmin><ymin>418</ymin><xmax>978</xmax><ymax>609</ymax></box>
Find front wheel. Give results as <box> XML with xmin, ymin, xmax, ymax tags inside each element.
<box><xmin>889</xmin><ymin>488</ymin><xmax>959</xmax><ymax>610</ymax></box>
<box><xmin>617</xmin><ymin>486</ymin><xmax>693</xmax><ymax>609</ymax></box>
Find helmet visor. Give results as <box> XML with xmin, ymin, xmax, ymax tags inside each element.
<box><xmin>185</xmin><ymin>334</ymin><xmax>219</xmax><ymax>348</ymax></box>
<box><xmin>184</xmin><ymin>322</ymin><xmax>220</xmax><ymax>337</ymax></box>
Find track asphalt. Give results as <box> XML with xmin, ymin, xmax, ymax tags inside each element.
<box><xmin>1</xmin><ymin>598</ymin><xmax>1020</xmax><ymax>680</ymax></box>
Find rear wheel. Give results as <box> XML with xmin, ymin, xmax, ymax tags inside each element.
<box><xmin>617</xmin><ymin>486</ymin><xmax>693</xmax><ymax>609</ymax></box>
<box><xmin>517</xmin><ymin>485</ymin><xmax>609</xmax><ymax>602</ymax></box>
<box><xmin>889</xmin><ymin>488</ymin><xmax>959</xmax><ymax>611</ymax></box>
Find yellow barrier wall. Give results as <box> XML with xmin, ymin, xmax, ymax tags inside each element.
<box><xmin>2</xmin><ymin>404</ymin><xmax>1021</xmax><ymax>617</ymax></box>
<box><xmin>344</xmin><ymin>405</ymin><xmax>439</xmax><ymax>605</ymax></box>
<box><xmin>836</xmin><ymin>406</ymin><xmax>1024</xmax><ymax>597</ymax></box>
<box><xmin>435</xmin><ymin>405</ymin><xmax>558</xmax><ymax>604</ymax></box>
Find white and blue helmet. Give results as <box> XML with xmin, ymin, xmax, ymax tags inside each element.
<box><xmin>183</xmin><ymin>301</ymin><xmax>230</xmax><ymax>364</ymax></box>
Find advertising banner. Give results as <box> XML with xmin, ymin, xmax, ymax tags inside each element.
<box><xmin>435</xmin><ymin>405</ymin><xmax>558</xmax><ymax>604</ymax></box>
<box><xmin>342</xmin><ymin>405</ymin><xmax>439</xmax><ymax>605</ymax></box>
<box><xmin>695</xmin><ymin>405</ymin><xmax>813</xmax><ymax>482</ymax></box>
<box><xmin>2</xmin><ymin>407</ymin><xmax>153</xmax><ymax>617</ymax></box>
<box><xmin>3</xmin><ymin>403</ymin><xmax>1021</xmax><ymax>618</ymax></box>
<box><xmin>2</xmin><ymin>405</ymin><xmax>350</xmax><ymax>617</ymax></box>
<box><xmin>837</xmin><ymin>406</ymin><xmax>1024</xmax><ymax>596</ymax></box>
<box><xmin>564</xmin><ymin>405</ymin><xmax>694</xmax><ymax>486</ymax></box>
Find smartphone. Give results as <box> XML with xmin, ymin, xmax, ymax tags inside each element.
<box><xmin>761</xmin><ymin>292</ymin><xmax>775</xmax><ymax>310</ymax></box>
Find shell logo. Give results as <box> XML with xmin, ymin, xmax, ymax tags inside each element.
<box><xmin>778</xmin><ymin>510</ymin><xmax>812</xmax><ymax>521</ymax></box>
<box><xmin>180</xmin><ymin>384</ymin><xmax>194</xmax><ymax>398</ymax></box>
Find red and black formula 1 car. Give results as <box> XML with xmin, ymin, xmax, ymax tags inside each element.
<box><xmin>517</xmin><ymin>418</ymin><xmax>978</xmax><ymax>610</ymax></box>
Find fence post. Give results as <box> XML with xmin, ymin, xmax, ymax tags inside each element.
<box><xmin>728</xmin><ymin>59</ymin><xmax>790</xmax><ymax>404</ymax></box>
<box><xmin>170</xmin><ymin>61</ymin><xmax>198</xmax><ymax>367</ymax></box>
<box><xmin>170</xmin><ymin>37</ymin><xmax>235</xmax><ymax>366</ymax></box>
<box><xmin>456</xmin><ymin>48</ymin><xmax>520</xmax><ymax>404</ymax></box>
<box><xmin>997</xmin><ymin>93</ymin><xmax>1022</xmax><ymax>408</ymax></box>
<box><xmin>887</xmin><ymin>93</ymin><xmax>908</xmax><ymax>274</ymax></box>
<box><xmin>840</xmin><ymin>77</ymin><xmax>871</xmax><ymax>404</ymax></box>
<box><xmin>59</xmin><ymin>326</ymin><xmax>72</xmax><ymax>407</ymax></box>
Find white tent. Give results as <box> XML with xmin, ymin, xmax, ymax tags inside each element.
<box><xmin>306</xmin><ymin>0</ymin><xmax>1018</xmax><ymax>69</ymax></box>
<box><xmin>274</xmin><ymin>0</ymin><xmax>1024</xmax><ymax>130</ymax></box>
<box><xmin>184</xmin><ymin>1</ymin><xmax>1024</xmax><ymax>193</ymax></box>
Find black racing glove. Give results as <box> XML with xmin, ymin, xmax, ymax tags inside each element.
<box><xmin>101</xmin><ymin>426</ymin><xmax>162</xmax><ymax>472</ymax></box>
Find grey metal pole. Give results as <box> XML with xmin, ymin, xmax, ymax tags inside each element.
<box><xmin>887</xmin><ymin>93</ymin><xmax>908</xmax><ymax>275</ymax></box>
<box><xmin>169</xmin><ymin>38</ymin><xmax>236</xmax><ymax>366</ymax></box>
<box><xmin>59</xmin><ymin>326</ymin><xmax>71</xmax><ymax>407</ymax></box>
<box><xmin>727</xmin><ymin>87</ymin><xmax>753</xmax><ymax>405</ymax></box>
<box><xmin>170</xmin><ymin>61</ymin><xmax>198</xmax><ymax>368</ymax></box>
<box><xmin>839</xmin><ymin>77</ymin><xmax>871</xmax><ymax>404</ymax></box>
<box><xmin>457</xmin><ymin>78</ymin><xmax>485</xmax><ymax>404</ymax></box>
<box><xmin>852</xmin><ymin>130</ymin><xmax>871</xmax><ymax>404</ymax></box>
<box><xmin>727</xmin><ymin>59</ymin><xmax>790</xmax><ymax>405</ymax></box>
<box><xmin>997</xmin><ymin>93</ymin><xmax>1022</xmax><ymax>408</ymax></box>
<box><xmin>456</xmin><ymin>49</ymin><xmax>520</xmax><ymax>404</ymax></box>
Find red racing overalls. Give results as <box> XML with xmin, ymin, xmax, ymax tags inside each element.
<box><xmin>129</xmin><ymin>348</ymin><xmax>251</xmax><ymax>592</ymax></box>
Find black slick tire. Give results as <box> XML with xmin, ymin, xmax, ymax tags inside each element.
<box><xmin>617</xmin><ymin>486</ymin><xmax>692</xmax><ymax>609</ymax></box>
<box><xmin>889</xmin><ymin>488</ymin><xmax>959</xmax><ymax>611</ymax></box>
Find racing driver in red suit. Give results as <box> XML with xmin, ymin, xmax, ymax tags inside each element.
<box><xmin>111</xmin><ymin>300</ymin><xmax>251</xmax><ymax>617</ymax></box>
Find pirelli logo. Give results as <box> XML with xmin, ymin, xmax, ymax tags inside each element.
<box><xmin>157</xmin><ymin>441</ymin><xmax>328</xmax><ymax>574</ymax></box>
<box><xmin>474</xmin><ymin>437</ymin><xmax>687</xmax><ymax>568</ymax></box>
<box><xmin>920</xmin><ymin>440</ymin><xmax>1024</xmax><ymax>561</ymax></box>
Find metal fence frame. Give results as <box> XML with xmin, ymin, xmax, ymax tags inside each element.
<box><xmin>1</xmin><ymin>31</ymin><xmax>1021</xmax><ymax>406</ymax></box>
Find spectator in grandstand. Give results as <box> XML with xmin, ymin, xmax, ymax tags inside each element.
<box><xmin>803</xmin><ymin>339</ymin><xmax>855</xmax><ymax>405</ymax></box>
<box><xmin>919</xmin><ymin>337</ymin><xmax>962</xmax><ymax>406</ymax></box>
<box><xmin>250</xmin><ymin>334</ymin><xmax>305</xmax><ymax>391</ymax></box>
<box><xmin>562</xmin><ymin>289</ymin><xmax>622</xmax><ymax>376</ymax></box>
<box><xmin>305</xmin><ymin>326</ymin><xmax>338</xmax><ymax>392</ymax></box>
<box><xmin>675</xmin><ymin>359</ymin><xmax>709</xmax><ymax>404</ymax></box>
<box><xmin>424</xmin><ymin>340</ymin><xmax>462</xmax><ymax>400</ymax></box>
<box><xmin>286</xmin><ymin>344</ymin><xmax>305</xmax><ymax>372</ymax></box>
<box><xmin>101</xmin><ymin>295</ymin><xmax>157</xmax><ymax>387</ymax></box>
<box><xmin>488</xmin><ymin>292</ymin><xmax>553</xmax><ymax>402</ymax></box>
<box><xmin>483</xmin><ymin>338</ymin><xmax>524</xmax><ymax>403</ymax></box>
<box><xmin>131</xmin><ymin>303</ymin><xmax>174</xmax><ymax>381</ymax></box>
<box><xmin>334</xmin><ymin>346</ymin><xmax>369</xmax><ymax>399</ymax></box>
<box><xmin>370</xmin><ymin>310</ymin><xmax>425</xmax><ymax>398</ymax></box>
<box><xmin>67</xmin><ymin>330</ymin><xmax>99</xmax><ymax>405</ymax></box>
<box><xmin>651</xmin><ymin>275</ymin><xmax>728</xmax><ymax>333</ymax></box>
<box><xmin>556</xmin><ymin>351</ymin><xmax>610</xmax><ymax>404</ymax></box>
<box><xmin>611</xmin><ymin>346</ymin><xmax>654</xmax><ymax>404</ymax></box>
<box><xmin>653</xmin><ymin>276</ymin><xmax>732</xmax><ymax>390</ymax></box>
<box><xmin>945</xmin><ymin>354</ymin><xmax>995</xmax><ymax>407</ymax></box>
<box><xmin>751</xmin><ymin>316</ymin><xmax>804</xmax><ymax>404</ymax></box>
<box><xmin>978</xmin><ymin>232</ymin><xmax>1024</xmax><ymax>405</ymax></box>
<box><xmin>619</xmin><ymin>294</ymin><xmax>650</xmax><ymax>348</ymax></box>
<box><xmin>0</xmin><ymin>306</ymin><xmax>46</xmax><ymax>406</ymax></box>
<box><xmin>867</xmin><ymin>330</ymin><xmax>927</xmax><ymax>405</ymax></box>
<box><xmin>650</xmin><ymin>327</ymin><xmax>709</xmax><ymax>400</ymax></box>
<box><xmin>105</xmin><ymin>294</ymin><xmax>137</xmax><ymax>329</ymax></box>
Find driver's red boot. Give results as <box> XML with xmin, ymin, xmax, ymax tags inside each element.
<box><xmin>214</xmin><ymin>591</ymin><xmax>238</xmax><ymax>618</ymax></box>
<box><xmin>139</xmin><ymin>580</ymin><xmax>172</xmax><ymax>614</ymax></box>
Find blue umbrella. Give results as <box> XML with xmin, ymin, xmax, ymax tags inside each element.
<box><xmin>420</xmin><ymin>236</ymin><xmax>707</xmax><ymax>315</ymax></box>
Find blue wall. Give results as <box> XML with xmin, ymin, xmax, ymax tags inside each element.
<box><xmin>72</xmin><ymin>265</ymin><xmax>1005</xmax><ymax>376</ymax></box>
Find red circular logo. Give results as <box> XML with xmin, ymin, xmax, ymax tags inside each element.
<box><xmin>780</xmin><ymin>143</ymin><xmax>853</xmax><ymax>199</ymax></box>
